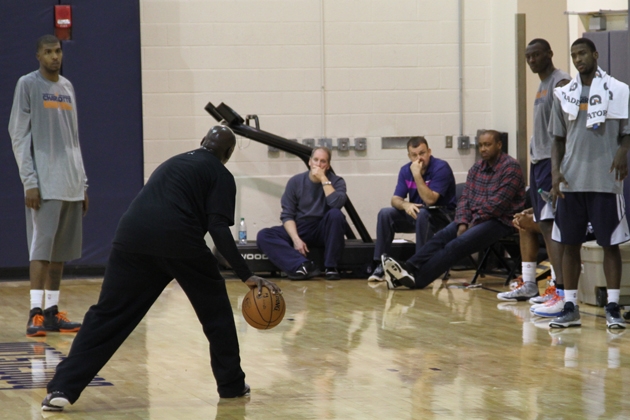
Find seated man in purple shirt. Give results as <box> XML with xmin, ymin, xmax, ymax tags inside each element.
<box><xmin>369</xmin><ymin>136</ymin><xmax>456</xmax><ymax>281</ymax></box>
<box><xmin>381</xmin><ymin>130</ymin><xmax>526</xmax><ymax>290</ymax></box>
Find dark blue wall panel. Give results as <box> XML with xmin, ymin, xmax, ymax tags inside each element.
<box><xmin>610</xmin><ymin>31</ymin><xmax>629</xmax><ymax>85</ymax></box>
<box><xmin>59</xmin><ymin>0</ymin><xmax>144</xmax><ymax>265</ymax></box>
<box><xmin>0</xmin><ymin>1</ymin><xmax>58</xmax><ymax>268</ymax></box>
<box><xmin>584</xmin><ymin>31</ymin><xmax>610</xmax><ymax>73</ymax></box>
<box><xmin>0</xmin><ymin>1</ymin><xmax>143</xmax><ymax>268</ymax></box>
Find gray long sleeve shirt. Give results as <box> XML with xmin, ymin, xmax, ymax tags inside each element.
<box><xmin>280</xmin><ymin>171</ymin><xmax>346</xmax><ymax>223</ymax></box>
<box><xmin>8</xmin><ymin>70</ymin><xmax>87</xmax><ymax>201</ymax></box>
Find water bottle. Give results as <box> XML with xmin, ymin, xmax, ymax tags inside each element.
<box><xmin>238</xmin><ymin>218</ymin><xmax>247</xmax><ymax>245</ymax></box>
<box><xmin>538</xmin><ymin>188</ymin><xmax>552</xmax><ymax>203</ymax></box>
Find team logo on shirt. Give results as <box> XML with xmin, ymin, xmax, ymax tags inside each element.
<box><xmin>42</xmin><ymin>92</ymin><xmax>73</xmax><ymax>110</ymax></box>
<box><xmin>579</xmin><ymin>95</ymin><xmax>588</xmax><ymax>111</ymax></box>
<box><xmin>534</xmin><ymin>89</ymin><xmax>548</xmax><ymax>106</ymax></box>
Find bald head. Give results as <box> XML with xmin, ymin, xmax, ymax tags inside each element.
<box><xmin>201</xmin><ymin>126</ymin><xmax>236</xmax><ymax>164</ymax></box>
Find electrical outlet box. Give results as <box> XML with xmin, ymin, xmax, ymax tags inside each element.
<box><xmin>445</xmin><ymin>136</ymin><xmax>453</xmax><ymax>148</ymax></box>
<box><xmin>354</xmin><ymin>137</ymin><xmax>367</xmax><ymax>151</ymax></box>
<box><xmin>302</xmin><ymin>138</ymin><xmax>315</xmax><ymax>148</ymax></box>
<box><xmin>318</xmin><ymin>138</ymin><xmax>333</xmax><ymax>150</ymax></box>
<box><xmin>457</xmin><ymin>136</ymin><xmax>470</xmax><ymax>149</ymax></box>
<box><xmin>267</xmin><ymin>145</ymin><xmax>279</xmax><ymax>152</ymax></box>
<box><xmin>337</xmin><ymin>138</ymin><xmax>350</xmax><ymax>151</ymax></box>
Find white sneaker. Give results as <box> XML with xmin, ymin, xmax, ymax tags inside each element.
<box><xmin>381</xmin><ymin>254</ymin><xmax>415</xmax><ymax>290</ymax></box>
<box><xmin>529</xmin><ymin>282</ymin><xmax>556</xmax><ymax>304</ymax></box>
<box><xmin>532</xmin><ymin>294</ymin><xmax>565</xmax><ymax>317</ymax></box>
<box><xmin>497</xmin><ymin>281</ymin><xmax>539</xmax><ymax>302</ymax></box>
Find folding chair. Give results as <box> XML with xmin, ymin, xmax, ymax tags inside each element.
<box><xmin>469</xmin><ymin>233</ymin><xmax>521</xmax><ymax>285</ymax></box>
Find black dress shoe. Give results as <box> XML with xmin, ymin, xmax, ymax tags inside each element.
<box><xmin>221</xmin><ymin>383</ymin><xmax>251</xmax><ymax>398</ymax></box>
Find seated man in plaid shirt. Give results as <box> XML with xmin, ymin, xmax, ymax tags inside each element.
<box><xmin>381</xmin><ymin>130</ymin><xmax>526</xmax><ymax>290</ymax></box>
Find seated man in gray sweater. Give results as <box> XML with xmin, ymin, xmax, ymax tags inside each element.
<box><xmin>257</xmin><ymin>147</ymin><xmax>348</xmax><ymax>280</ymax></box>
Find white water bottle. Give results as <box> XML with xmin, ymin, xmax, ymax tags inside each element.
<box><xmin>238</xmin><ymin>218</ymin><xmax>247</xmax><ymax>244</ymax></box>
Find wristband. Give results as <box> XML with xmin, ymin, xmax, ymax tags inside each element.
<box><xmin>322</xmin><ymin>181</ymin><xmax>332</xmax><ymax>186</ymax></box>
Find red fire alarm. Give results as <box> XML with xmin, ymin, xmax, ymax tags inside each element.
<box><xmin>54</xmin><ymin>5</ymin><xmax>72</xmax><ymax>41</ymax></box>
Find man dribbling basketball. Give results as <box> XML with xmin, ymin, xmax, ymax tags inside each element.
<box><xmin>42</xmin><ymin>125</ymin><xmax>281</xmax><ymax>412</ymax></box>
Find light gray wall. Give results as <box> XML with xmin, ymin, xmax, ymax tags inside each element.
<box><xmin>139</xmin><ymin>0</ymin><xmax>622</xmax><ymax>240</ymax></box>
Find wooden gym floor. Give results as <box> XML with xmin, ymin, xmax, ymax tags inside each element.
<box><xmin>0</xmin><ymin>271</ymin><xmax>628</xmax><ymax>419</ymax></box>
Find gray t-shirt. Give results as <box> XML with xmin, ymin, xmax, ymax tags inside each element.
<box><xmin>550</xmin><ymin>85</ymin><xmax>630</xmax><ymax>194</ymax></box>
<box><xmin>280</xmin><ymin>171</ymin><xmax>346</xmax><ymax>223</ymax></box>
<box><xmin>8</xmin><ymin>70</ymin><xmax>87</xmax><ymax>201</ymax></box>
<box><xmin>531</xmin><ymin>68</ymin><xmax>570</xmax><ymax>163</ymax></box>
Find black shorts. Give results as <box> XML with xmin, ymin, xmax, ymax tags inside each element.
<box><xmin>529</xmin><ymin>159</ymin><xmax>554</xmax><ymax>222</ymax></box>
<box><xmin>552</xmin><ymin>192</ymin><xmax>630</xmax><ymax>246</ymax></box>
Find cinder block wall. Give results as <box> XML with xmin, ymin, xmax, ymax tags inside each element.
<box><xmin>140</xmin><ymin>0</ymin><xmax>518</xmax><ymax>240</ymax></box>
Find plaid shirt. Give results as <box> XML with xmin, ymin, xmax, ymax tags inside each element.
<box><xmin>455</xmin><ymin>152</ymin><xmax>525</xmax><ymax>228</ymax></box>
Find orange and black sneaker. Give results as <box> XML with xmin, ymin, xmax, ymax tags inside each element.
<box><xmin>43</xmin><ymin>306</ymin><xmax>81</xmax><ymax>333</ymax></box>
<box><xmin>27</xmin><ymin>308</ymin><xmax>47</xmax><ymax>337</ymax></box>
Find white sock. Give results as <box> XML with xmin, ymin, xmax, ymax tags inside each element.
<box><xmin>45</xmin><ymin>290</ymin><xmax>60</xmax><ymax>309</ymax></box>
<box><xmin>30</xmin><ymin>290</ymin><xmax>44</xmax><ymax>309</ymax></box>
<box><xmin>522</xmin><ymin>262</ymin><xmax>536</xmax><ymax>283</ymax></box>
<box><xmin>565</xmin><ymin>289</ymin><xmax>578</xmax><ymax>305</ymax></box>
<box><xmin>550</xmin><ymin>265</ymin><xmax>556</xmax><ymax>282</ymax></box>
<box><xmin>607</xmin><ymin>289</ymin><xmax>620</xmax><ymax>304</ymax></box>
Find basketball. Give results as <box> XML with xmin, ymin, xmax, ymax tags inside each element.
<box><xmin>242</xmin><ymin>286</ymin><xmax>286</xmax><ymax>329</ymax></box>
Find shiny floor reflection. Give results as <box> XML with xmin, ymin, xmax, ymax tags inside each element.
<box><xmin>1</xmin><ymin>274</ymin><xmax>629</xmax><ymax>419</ymax></box>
